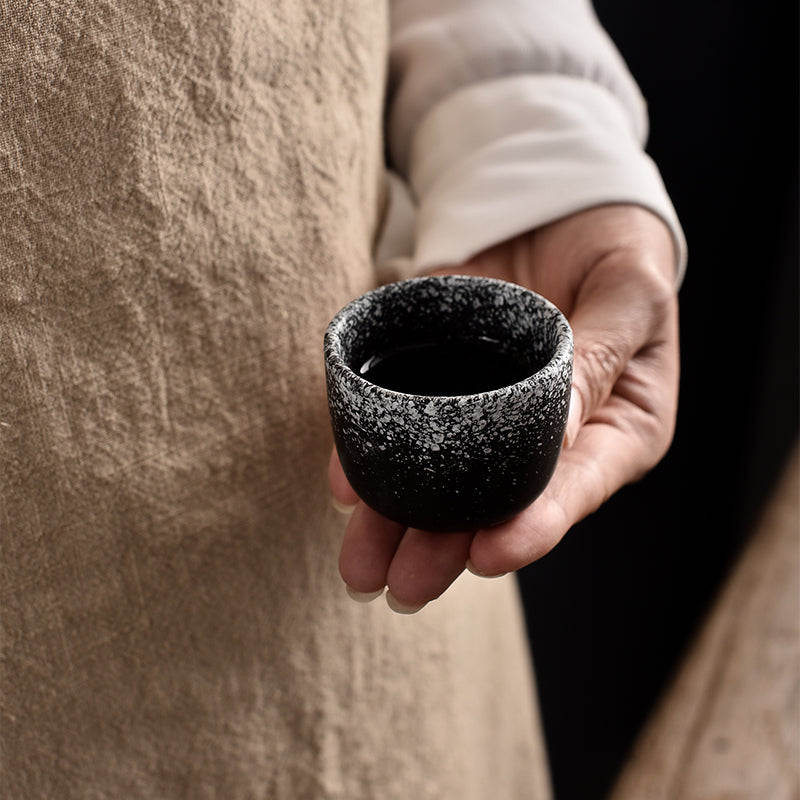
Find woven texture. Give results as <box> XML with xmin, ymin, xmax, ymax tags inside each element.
<box><xmin>1</xmin><ymin>2</ymin><xmax>549</xmax><ymax>797</ymax></box>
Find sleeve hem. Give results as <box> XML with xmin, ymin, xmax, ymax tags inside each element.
<box><xmin>407</xmin><ymin>74</ymin><xmax>687</xmax><ymax>284</ymax></box>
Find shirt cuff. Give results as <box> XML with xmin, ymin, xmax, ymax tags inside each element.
<box><xmin>403</xmin><ymin>73</ymin><xmax>687</xmax><ymax>284</ymax></box>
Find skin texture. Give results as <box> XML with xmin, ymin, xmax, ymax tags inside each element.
<box><xmin>330</xmin><ymin>204</ymin><xmax>680</xmax><ymax>613</ymax></box>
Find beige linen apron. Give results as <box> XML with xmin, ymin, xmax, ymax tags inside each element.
<box><xmin>2</xmin><ymin>2</ymin><xmax>551</xmax><ymax>797</ymax></box>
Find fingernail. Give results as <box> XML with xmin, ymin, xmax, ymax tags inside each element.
<box><xmin>385</xmin><ymin>591</ymin><xmax>426</xmax><ymax>615</ymax></box>
<box><xmin>346</xmin><ymin>585</ymin><xmax>384</xmax><ymax>603</ymax></box>
<box><xmin>466</xmin><ymin>560</ymin><xmax>507</xmax><ymax>579</ymax></box>
<box><xmin>333</xmin><ymin>497</ymin><xmax>357</xmax><ymax>515</ymax></box>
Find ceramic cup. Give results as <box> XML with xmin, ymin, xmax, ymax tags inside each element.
<box><xmin>324</xmin><ymin>274</ymin><xmax>573</xmax><ymax>532</ymax></box>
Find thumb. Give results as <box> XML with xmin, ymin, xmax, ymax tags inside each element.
<box><xmin>564</xmin><ymin>257</ymin><xmax>662</xmax><ymax>447</ymax></box>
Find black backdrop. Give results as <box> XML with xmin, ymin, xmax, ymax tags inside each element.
<box><xmin>517</xmin><ymin>2</ymin><xmax>799</xmax><ymax>798</ymax></box>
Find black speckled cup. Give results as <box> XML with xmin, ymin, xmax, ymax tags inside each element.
<box><xmin>324</xmin><ymin>275</ymin><xmax>573</xmax><ymax>532</ymax></box>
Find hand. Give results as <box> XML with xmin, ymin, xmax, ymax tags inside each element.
<box><xmin>330</xmin><ymin>204</ymin><xmax>680</xmax><ymax>613</ymax></box>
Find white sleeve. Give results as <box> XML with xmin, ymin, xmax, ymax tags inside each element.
<box><xmin>381</xmin><ymin>0</ymin><xmax>687</xmax><ymax>284</ymax></box>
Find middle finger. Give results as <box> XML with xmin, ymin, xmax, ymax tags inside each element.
<box><xmin>386</xmin><ymin>528</ymin><xmax>474</xmax><ymax>611</ymax></box>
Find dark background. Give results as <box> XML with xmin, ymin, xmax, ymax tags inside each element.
<box><xmin>517</xmin><ymin>2</ymin><xmax>799</xmax><ymax>798</ymax></box>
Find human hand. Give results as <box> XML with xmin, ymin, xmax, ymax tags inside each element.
<box><xmin>330</xmin><ymin>204</ymin><xmax>680</xmax><ymax>613</ymax></box>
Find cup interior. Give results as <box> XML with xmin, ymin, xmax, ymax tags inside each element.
<box><xmin>328</xmin><ymin>275</ymin><xmax>567</xmax><ymax>396</ymax></box>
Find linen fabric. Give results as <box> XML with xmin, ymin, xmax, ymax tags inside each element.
<box><xmin>2</xmin><ymin>2</ymin><xmax>550</xmax><ymax>798</ymax></box>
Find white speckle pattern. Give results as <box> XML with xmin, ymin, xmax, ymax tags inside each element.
<box><xmin>324</xmin><ymin>275</ymin><xmax>573</xmax><ymax>531</ymax></box>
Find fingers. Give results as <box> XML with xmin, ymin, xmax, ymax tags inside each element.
<box><xmin>337</xmin><ymin>397</ymin><xmax>663</xmax><ymax>613</ymax></box>
<box><xmin>333</xmin><ymin>445</ymin><xmax>478</xmax><ymax>611</ymax></box>
<box><xmin>338</xmin><ymin>502</ymin><xmax>405</xmax><ymax>594</ymax></box>
<box><xmin>339</xmin><ymin>516</ymin><xmax>472</xmax><ymax>614</ymax></box>
<box><xmin>332</xmin><ymin>449</ymin><xmax>475</xmax><ymax>613</ymax></box>
<box><xmin>385</xmin><ymin>529</ymin><xmax>473</xmax><ymax>611</ymax></box>
<box><xmin>468</xmin><ymin>307</ymin><xmax>679</xmax><ymax>579</ymax></box>
<box><xmin>338</xmin><ymin>503</ymin><xmax>474</xmax><ymax>613</ymax></box>
<box><xmin>468</xmin><ymin>409</ymin><xmax>653</xmax><ymax>577</ymax></box>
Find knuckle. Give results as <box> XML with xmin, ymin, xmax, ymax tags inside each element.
<box><xmin>642</xmin><ymin>269</ymin><xmax>677</xmax><ymax>325</ymax></box>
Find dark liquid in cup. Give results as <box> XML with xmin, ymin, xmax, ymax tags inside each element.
<box><xmin>359</xmin><ymin>336</ymin><xmax>537</xmax><ymax>396</ymax></box>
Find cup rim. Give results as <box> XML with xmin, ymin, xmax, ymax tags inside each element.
<box><xmin>324</xmin><ymin>274</ymin><xmax>573</xmax><ymax>402</ymax></box>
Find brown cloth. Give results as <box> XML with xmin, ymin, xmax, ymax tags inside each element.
<box><xmin>1</xmin><ymin>3</ymin><xmax>551</xmax><ymax>797</ymax></box>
